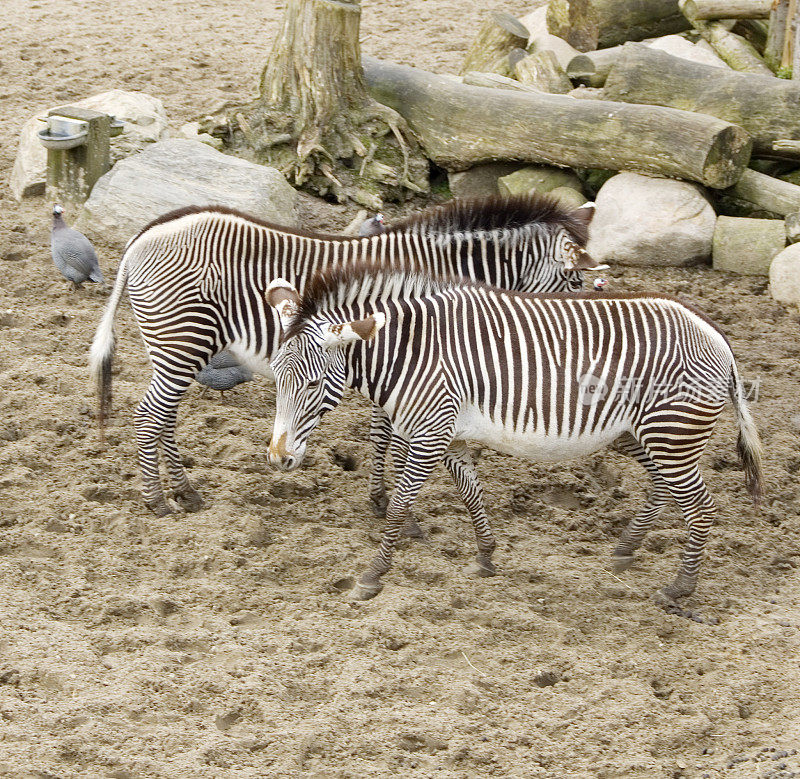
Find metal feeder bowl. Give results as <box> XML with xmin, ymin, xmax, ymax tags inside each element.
<box><xmin>37</xmin><ymin>115</ymin><xmax>88</xmax><ymax>150</ymax></box>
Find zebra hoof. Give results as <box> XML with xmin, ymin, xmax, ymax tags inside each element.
<box><xmin>176</xmin><ymin>487</ymin><xmax>205</xmax><ymax>513</ymax></box>
<box><xmin>146</xmin><ymin>499</ymin><xmax>175</xmax><ymax>517</ymax></box>
<box><xmin>658</xmin><ymin>580</ymin><xmax>696</xmax><ymax>603</ymax></box>
<box><xmin>464</xmin><ymin>560</ymin><xmax>496</xmax><ymax>578</ymax></box>
<box><xmin>611</xmin><ymin>554</ymin><xmax>635</xmax><ymax>573</ymax></box>
<box><xmin>369</xmin><ymin>494</ymin><xmax>389</xmax><ymax>517</ymax></box>
<box><xmin>401</xmin><ymin>519</ymin><xmax>425</xmax><ymax>539</ymax></box>
<box><xmin>348</xmin><ymin>579</ymin><xmax>383</xmax><ymax>601</ymax></box>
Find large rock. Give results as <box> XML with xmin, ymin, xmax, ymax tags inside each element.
<box><xmin>75</xmin><ymin>140</ymin><xmax>298</xmax><ymax>245</ymax></box>
<box><xmin>10</xmin><ymin>90</ymin><xmax>169</xmax><ymax>201</ymax></box>
<box><xmin>769</xmin><ymin>244</ymin><xmax>800</xmax><ymax>305</ymax></box>
<box><xmin>448</xmin><ymin>162</ymin><xmax>523</xmax><ymax>199</ymax></box>
<box><xmin>586</xmin><ymin>172</ymin><xmax>716</xmax><ymax>266</ymax></box>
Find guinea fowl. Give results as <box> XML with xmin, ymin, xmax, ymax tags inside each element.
<box><xmin>50</xmin><ymin>204</ymin><xmax>104</xmax><ymax>289</ymax></box>
<box><xmin>358</xmin><ymin>213</ymin><xmax>386</xmax><ymax>237</ymax></box>
<box><xmin>196</xmin><ymin>350</ymin><xmax>253</xmax><ymax>398</ymax></box>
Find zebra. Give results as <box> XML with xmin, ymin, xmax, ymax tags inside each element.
<box><xmin>264</xmin><ymin>263</ymin><xmax>763</xmax><ymax>604</ymax></box>
<box><xmin>88</xmin><ymin>195</ymin><xmax>605</xmax><ymax>517</ymax></box>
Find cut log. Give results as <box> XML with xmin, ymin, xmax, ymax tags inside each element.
<box><xmin>528</xmin><ymin>32</ymin><xmax>582</xmax><ymax>69</ymax></box>
<box><xmin>604</xmin><ymin>43</ymin><xmax>800</xmax><ymax>153</ymax></box>
<box><xmin>681</xmin><ymin>0</ymin><xmax>771</xmax><ymax>20</ymax></box>
<box><xmin>363</xmin><ymin>56</ymin><xmax>752</xmax><ymax>188</ymax></box>
<box><xmin>518</xmin><ymin>6</ymin><xmax>548</xmax><ymax>40</ymax></box>
<box><xmin>721</xmin><ymin>167</ymin><xmax>800</xmax><ymax>215</ymax></box>
<box><xmin>679</xmin><ymin>1</ymin><xmax>774</xmax><ymax>73</ymax></box>
<box><xmin>648</xmin><ymin>34</ymin><xmax>730</xmax><ymax>66</ymax></box>
<box><xmin>713</xmin><ymin>215</ymin><xmax>786</xmax><ymax>274</ymax></box>
<box><xmin>514</xmin><ymin>51</ymin><xmax>573</xmax><ymax>93</ymax></box>
<box><xmin>546</xmin><ymin>0</ymin><xmax>690</xmax><ymax>51</ymax></box>
<box><xmin>732</xmin><ymin>19</ymin><xmax>769</xmax><ymax>52</ymax></box>
<box><xmin>461</xmin><ymin>11</ymin><xmax>530</xmax><ymax>77</ymax></box>
<box><xmin>764</xmin><ymin>0</ymin><xmax>790</xmax><ymax>70</ymax></box>
<box><xmin>566</xmin><ymin>47</ymin><xmax>624</xmax><ymax>87</ymax></box>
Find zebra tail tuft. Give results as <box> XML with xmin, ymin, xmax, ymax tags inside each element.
<box><xmin>729</xmin><ymin>363</ymin><xmax>764</xmax><ymax>505</ymax></box>
<box><xmin>89</xmin><ymin>254</ymin><xmax>129</xmax><ymax>438</ymax></box>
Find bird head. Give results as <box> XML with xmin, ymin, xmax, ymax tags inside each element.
<box><xmin>375</xmin><ymin>213</ymin><xmax>384</xmax><ymax>225</ymax></box>
<box><xmin>592</xmin><ymin>277</ymin><xmax>609</xmax><ymax>292</ymax></box>
<box><xmin>53</xmin><ymin>204</ymin><xmax>64</xmax><ymax>217</ymax></box>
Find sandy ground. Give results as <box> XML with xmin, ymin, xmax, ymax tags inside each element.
<box><xmin>1</xmin><ymin>2</ymin><xmax>800</xmax><ymax>777</ymax></box>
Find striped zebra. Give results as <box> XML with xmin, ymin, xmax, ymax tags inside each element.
<box><xmin>265</xmin><ymin>263</ymin><xmax>763</xmax><ymax>603</ymax></box>
<box><xmin>88</xmin><ymin>196</ymin><xmax>603</xmax><ymax>517</ymax></box>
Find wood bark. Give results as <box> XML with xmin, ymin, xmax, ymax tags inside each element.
<box><xmin>604</xmin><ymin>42</ymin><xmax>800</xmax><ymax>153</ymax></box>
<box><xmin>546</xmin><ymin>0</ymin><xmax>690</xmax><ymax>51</ymax></box>
<box><xmin>681</xmin><ymin>0</ymin><xmax>771</xmax><ymax>19</ymax></box>
<box><xmin>461</xmin><ymin>11</ymin><xmax>530</xmax><ymax>77</ymax></box>
<box><xmin>462</xmin><ymin>71</ymin><xmax>540</xmax><ymax>93</ymax></box>
<box><xmin>732</xmin><ymin>19</ymin><xmax>769</xmax><ymax>51</ymax></box>
<box><xmin>203</xmin><ymin>0</ymin><xmax>427</xmax><ymax>206</ymax></box>
<box><xmin>514</xmin><ymin>51</ymin><xmax>573</xmax><ymax>92</ymax></box>
<box><xmin>362</xmin><ymin>56</ymin><xmax>751</xmax><ymax>188</ymax></box>
<box><xmin>528</xmin><ymin>32</ymin><xmax>582</xmax><ymax>69</ymax></box>
<box><xmin>764</xmin><ymin>0</ymin><xmax>790</xmax><ymax>70</ymax></box>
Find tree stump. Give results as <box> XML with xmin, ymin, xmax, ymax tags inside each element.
<box><xmin>204</xmin><ymin>0</ymin><xmax>427</xmax><ymax>207</ymax></box>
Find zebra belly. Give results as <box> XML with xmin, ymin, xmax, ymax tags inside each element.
<box><xmin>454</xmin><ymin>404</ymin><xmax>629</xmax><ymax>463</ymax></box>
<box><xmin>228</xmin><ymin>344</ymin><xmax>274</xmax><ymax>379</ymax></box>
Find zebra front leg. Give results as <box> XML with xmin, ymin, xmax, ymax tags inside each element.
<box><xmin>389</xmin><ymin>435</ymin><xmax>424</xmax><ymax>539</ymax></box>
<box><xmin>610</xmin><ymin>434</ymin><xmax>672</xmax><ymax>572</ymax></box>
<box><xmin>367</xmin><ymin>407</ymin><xmax>393</xmax><ymax>515</ymax></box>
<box><xmin>442</xmin><ymin>441</ymin><xmax>496</xmax><ymax>577</ymax></box>
<box><xmin>350</xmin><ymin>433</ymin><xmax>452</xmax><ymax>601</ymax></box>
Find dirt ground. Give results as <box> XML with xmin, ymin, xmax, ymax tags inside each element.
<box><xmin>1</xmin><ymin>2</ymin><xmax>799</xmax><ymax>777</ymax></box>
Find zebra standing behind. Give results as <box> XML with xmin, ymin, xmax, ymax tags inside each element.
<box><xmin>88</xmin><ymin>196</ymin><xmax>604</xmax><ymax>517</ymax></box>
<box><xmin>265</xmin><ymin>263</ymin><xmax>763</xmax><ymax>604</ymax></box>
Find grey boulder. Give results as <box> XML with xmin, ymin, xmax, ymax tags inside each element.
<box><xmin>586</xmin><ymin>172</ymin><xmax>716</xmax><ymax>266</ymax></box>
<box><xmin>76</xmin><ymin>140</ymin><xmax>298</xmax><ymax>245</ymax></box>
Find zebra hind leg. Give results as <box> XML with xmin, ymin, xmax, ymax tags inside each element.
<box><xmin>442</xmin><ymin>441</ymin><xmax>496</xmax><ymax>577</ymax></box>
<box><xmin>161</xmin><ymin>401</ymin><xmax>204</xmax><ymax>512</ymax></box>
<box><xmin>134</xmin><ymin>367</ymin><xmax>201</xmax><ymax>516</ymax></box>
<box><xmin>367</xmin><ymin>407</ymin><xmax>393</xmax><ymax>515</ymax></box>
<box><xmin>610</xmin><ymin>433</ymin><xmax>672</xmax><ymax>573</ymax></box>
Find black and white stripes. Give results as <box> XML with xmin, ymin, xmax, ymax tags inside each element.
<box><xmin>266</xmin><ymin>264</ymin><xmax>762</xmax><ymax>603</ymax></box>
<box><xmin>89</xmin><ymin>196</ymin><xmax>601</xmax><ymax>515</ymax></box>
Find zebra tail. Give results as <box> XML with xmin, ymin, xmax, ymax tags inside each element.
<box><xmin>729</xmin><ymin>362</ymin><xmax>763</xmax><ymax>505</ymax></box>
<box><xmin>89</xmin><ymin>253</ymin><xmax>129</xmax><ymax>436</ymax></box>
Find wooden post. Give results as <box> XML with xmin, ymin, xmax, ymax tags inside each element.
<box><xmin>45</xmin><ymin>106</ymin><xmax>110</xmax><ymax>209</ymax></box>
<box><xmin>764</xmin><ymin>0</ymin><xmax>790</xmax><ymax>70</ymax></box>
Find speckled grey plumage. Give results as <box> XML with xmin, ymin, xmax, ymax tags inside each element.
<box><xmin>196</xmin><ymin>351</ymin><xmax>253</xmax><ymax>393</ymax></box>
<box><xmin>358</xmin><ymin>214</ymin><xmax>386</xmax><ymax>237</ymax></box>
<box><xmin>51</xmin><ymin>205</ymin><xmax>104</xmax><ymax>287</ymax></box>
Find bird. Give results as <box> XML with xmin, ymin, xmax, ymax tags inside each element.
<box><xmin>593</xmin><ymin>277</ymin><xmax>609</xmax><ymax>292</ymax></box>
<box><xmin>358</xmin><ymin>213</ymin><xmax>386</xmax><ymax>237</ymax></box>
<box><xmin>50</xmin><ymin>204</ymin><xmax>104</xmax><ymax>289</ymax></box>
<box><xmin>196</xmin><ymin>350</ymin><xmax>253</xmax><ymax>398</ymax></box>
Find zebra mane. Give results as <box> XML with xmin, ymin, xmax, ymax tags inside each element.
<box><xmin>284</xmin><ymin>261</ymin><xmax>453</xmax><ymax>340</ymax></box>
<box><xmin>387</xmin><ymin>192</ymin><xmax>592</xmax><ymax>245</ymax></box>
<box><xmin>132</xmin><ymin>193</ymin><xmax>590</xmax><ymax>248</ymax></box>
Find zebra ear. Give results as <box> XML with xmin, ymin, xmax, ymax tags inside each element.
<box><xmin>323</xmin><ymin>312</ymin><xmax>386</xmax><ymax>349</ymax></box>
<box><xmin>266</xmin><ymin>279</ymin><xmax>300</xmax><ymax>330</ymax></box>
<box><xmin>564</xmin><ymin>246</ymin><xmax>609</xmax><ymax>272</ymax></box>
<box><xmin>572</xmin><ymin>202</ymin><xmax>595</xmax><ymax>227</ymax></box>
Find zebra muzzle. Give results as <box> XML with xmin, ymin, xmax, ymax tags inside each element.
<box><xmin>268</xmin><ymin>431</ymin><xmax>304</xmax><ymax>471</ymax></box>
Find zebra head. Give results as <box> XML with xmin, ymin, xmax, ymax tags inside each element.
<box><xmin>265</xmin><ymin>280</ymin><xmax>385</xmax><ymax>472</ymax></box>
<box><xmin>519</xmin><ymin>203</ymin><xmax>607</xmax><ymax>294</ymax></box>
